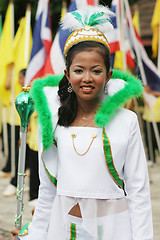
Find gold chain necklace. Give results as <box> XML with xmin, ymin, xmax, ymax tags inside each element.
<box><xmin>71</xmin><ymin>133</ymin><xmax>97</xmax><ymax>156</ymax></box>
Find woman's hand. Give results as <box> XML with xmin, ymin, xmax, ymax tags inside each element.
<box><xmin>11</xmin><ymin>228</ymin><xmax>21</xmax><ymax>240</ymax></box>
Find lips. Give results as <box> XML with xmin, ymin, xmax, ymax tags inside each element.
<box><xmin>80</xmin><ymin>85</ymin><xmax>94</xmax><ymax>93</ymax></box>
<box><xmin>80</xmin><ymin>86</ymin><xmax>94</xmax><ymax>90</ymax></box>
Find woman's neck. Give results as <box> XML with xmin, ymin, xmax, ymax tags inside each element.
<box><xmin>77</xmin><ymin>103</ymin><xmax>99</xmax><ymax>118</ymax></box>
<box><xmin>70</xmin><ymin>99</ymin><xmax>101</xmax><ymax>127</ymax></box>
<box><xmin>76</xmin><ymin>98</ymin><xmax>101</xmax><ymax>117</ymax></box>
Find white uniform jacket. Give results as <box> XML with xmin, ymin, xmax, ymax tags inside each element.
<box><xmin>18</xmin><ymin>79</ymin><xmax>153</xmax><ymax>240</ymax></box>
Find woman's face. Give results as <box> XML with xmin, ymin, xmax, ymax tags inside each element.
<box><xmin>64</xmin><ymin>49</ymin><xmax>112</xmax><ymax>104</ymax></box>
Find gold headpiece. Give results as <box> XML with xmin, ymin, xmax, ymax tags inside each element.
<box><xmin>61</xmin><ymin>6</ymin><xmax>114</xmax><ymax>58</ymax></box>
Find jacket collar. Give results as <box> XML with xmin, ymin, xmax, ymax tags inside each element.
<box><xmin>31</xmin><ymin>70</ymin><xmax>143</xmax><ymax>150</ymax></box>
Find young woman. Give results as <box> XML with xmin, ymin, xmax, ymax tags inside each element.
<box><xmin>12</xmin><ymin>6</ymin><xmax>153</xmax><ymax>240</ymax></box>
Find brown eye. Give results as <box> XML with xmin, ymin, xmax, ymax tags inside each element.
<box><xmin>93</xmin><ymin>69</ymin><xmax>102</xmax><ymax>74</ymax></box>
<box><xmin>74</xmin><ymin>69</ymin><xmax>83</xmax><ymax>73</ymax></box>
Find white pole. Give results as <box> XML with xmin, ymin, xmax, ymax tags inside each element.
<box><xmin>124</xmin><ymin>0</ymin><xmax>160</xmax><ymax>155</ymax></box>
<box><xmin>10</xmin><ymin>0</ymin><xmax>15</xmax><ymax>177</ymax></box>
<box><xmin>95</xmin><ymin>0</ymin><xmax>99</xmax><ymax>6</ymax></box>
<box><xmin>120</xmin><ymin>0</ymin><xmax>127</xmax><ymax>71</ymax></box>
<box><xmin>25</xmin><ymin>4</ymin><xmax>31</xmax><ymax>65</ymax></box>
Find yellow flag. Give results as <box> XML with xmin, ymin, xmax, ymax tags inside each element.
<box><xmin>133</xmin><ymin>10</ymin><xmax>140</xmax><ymax>35</ymax></box>
<box><xmin>13</xmin><ymin>8</ymin><xmax>32</xmax><ymax>98</ymax></box>
<box><xmin>61</xmin><ymin>0</ymin><xmax>67</xmax><ymax>20</ymax></box>
<box><xmin>113</xmin><ymin>50</ymin><xmax>123</xmax><ymax>70</ymax></box>
<box><xmin>6</xmin><ymin>6</ymin><xmax>33</xmax><ymax>126</ymax></box>
<box><xmin>0</xmin><ymin>2</ymin><xmax>14</xmax><ymax>106</ymax></box>
<box><xmin>151</xmin><ymin>0</ymin><xmax>160</xmax><ymax>58</ymax></box>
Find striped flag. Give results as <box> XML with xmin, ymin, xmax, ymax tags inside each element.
<box><xmin>109</xmin><ymin>0</ymin><xmax>135</xmax><ymax>69</ymax></box>
<box><xmin>43</xmin><ymin>0</ymin><xmax>96</xmax><ymax>76</ymax></box>
<box><xmin>109</xmin><ymin>0</ymin><xmax>160</xmax><ymax>92</ymax></box>
<box><xmin>126</xmin><ymin>6</ymin><xmax>160</xmax><ymax>91</ymax></box>
<box><xmin>25</xmin><ymin>0</ymin><xmax>52</xmax><ymax>86</ymax></box>
<box><xmin>134</xmin><ymin>31</ymin><xmax>160</xmax><ymax>91</ymax></box>
<box><xmin>108</xmin><ymin>0</ymin><xmax>120</xmax><ymax>55</ymax></box>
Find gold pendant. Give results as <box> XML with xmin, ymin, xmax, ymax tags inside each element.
<box><xmin>71</xmin><ymin>133</ymin><xmax>97</xmax><ymax>156</ymax></box>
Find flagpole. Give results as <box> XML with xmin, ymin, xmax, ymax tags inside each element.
<box><xmin>25</xmin><ymin>4</ymin><xmax>31</xmax><ymax>65</ymax></box>
<box><xmin>124</xmin><ymin>0</ymin><xmax>160</xmax><ymax>157</ymax></box>
<box><xmin>10</xmin><ymin>0</ymin><xmax>16</xmax><ymax>177</ymax></box>
<box><xmin>120</xmin><ymin>0</ymin><xmax>127</xmax><ymax>71</ymax></box>
<box><xmin>95</xmin><ymin>0</ymin><xmax>99</xmax><ymax>6</ymax></box>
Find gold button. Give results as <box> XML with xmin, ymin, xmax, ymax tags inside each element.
<box><xmin>85</xmin><ymin>25</ymin><xmax>91</xmax><ymax>31</ymax></box>
<box><xmin>71</xmin><ymin>133</ymin><xmax>76</xmax><ymax>138</ymax></box>
<box><xmin>92</xmin><ymin>133</ymin><xmax>97</xmax><ymax>138</ymax></box>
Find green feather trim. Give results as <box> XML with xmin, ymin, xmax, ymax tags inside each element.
<box><xmin>95</xmin><ymin>69</ymin><xmax>143</xmax><ymax>127</ymax></box>
<box><xmin>31</xmin><ymin>70</ymin><xmax>142</xmax><ymax>150</ymax></box>
<box><xmin>30</xmin><ymin>74</ymin><xmax>63</xmax><ymax>150</ymax></box>
<box><xmin>71</xmin><ymin>12</ymin><xmax>84</xmax><ymax>26</ymax></box>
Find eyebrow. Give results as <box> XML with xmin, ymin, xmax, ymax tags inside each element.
<box><xmin>73</xmin><ymin>65</ymin><xmax>102</xmax><ymax>68</ymax></box>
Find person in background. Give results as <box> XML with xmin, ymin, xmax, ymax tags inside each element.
<box><xmin>143</xmin><ymin>85</ymin><xmax>160</xmax><ymax>163</ymax></box>
<box><xmin>0</xmin><ymin>69</ymin><xmax>23</xmax><ymax>180</ymax></box>
<box><xmin>26</xmin><ymin>112</ymin><xmax>40</xmax><ymax>206</ymax></box>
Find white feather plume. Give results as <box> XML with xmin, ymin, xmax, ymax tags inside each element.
<box><xmin>61</xmin><ymin>5</ymin><xmax>115</xmax><ymax>32</ymax></box>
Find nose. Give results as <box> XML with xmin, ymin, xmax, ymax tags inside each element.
<box><xmin>82</xmin><ymin>71</ymin><xmax>93</xmax><ymax>83</ymax></box>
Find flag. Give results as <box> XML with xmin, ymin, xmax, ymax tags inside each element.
<box><xmin>0</xmin><ymin>15</ymin><xmax>2</xmax><ymax>40</ymax></box>
<box><xmin>43</xmin><ymin>0</ymin><xmax>96</xmax><ymax>76</ymax></box>
<box><xmin>24</xmin><ymin>0</ymin><xmax>52</xmax><ymax>86</ymax></box>
<box><xmin>133</xmin><ymin>9</ymin><xmax>140</xmax><ymax>35</ymax></box>
<box><xmin>61</xmin><ymin>0</ymin><xmax>67</xmax><ymax>20</ymax></box>
<box><xmin>0</xmin><ymin>1</ymin><xmax>14</xmax><ymax>106</ymax></box>
<box><xmin>125</xmin><ymin>1</ymin><xmax>160</xmax><ymax>91</ymax></box>
<box><xmin>151</xmin><ymin>0</ymin><xmax>160</xmax><ymax>58</ymax></box>
<box><xmin>109</xmin><ymin>0</ymin><xmax>160</xmax><ymax>91</ymax></box>
<box><xmin>108</xmin><ymin>0</ymin><xmax>120</xmax><ymax>55</ymax></box>
<box><xmin>110</xmin><ymin>0</ymin><xmax>135</xmax><ymax>69</ymax></box>
<box><xmin>13</xmin><ymin>6</ymin><xmax>33</xmax><ymax>97</ymax></box>
<box><xmin>136</xmin><ymin>36</ymin><xmax>160</xmax><ymax>90</ymax></box>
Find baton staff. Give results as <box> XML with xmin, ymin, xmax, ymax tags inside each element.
<box><xmin>14</xmin><ymin>87</ymin><xmax>34</xmax><ymax>234</ymax></box>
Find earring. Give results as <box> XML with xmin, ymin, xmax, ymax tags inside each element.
<box><xmin>68</xmin><ymin>83</ymin><xmax>73</xmax><ymax>93</ymax></box>
<box><xmin>104</xmin><ymin>84</ymin><xmax>107</xmax><ymax>94</ymax></box>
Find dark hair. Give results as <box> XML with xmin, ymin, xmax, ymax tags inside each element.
<box><xmin>19</xmin><ymin>68</ymin><xmax>26</xmax><ymax>76</ymax></box>
<box><xmin>58</xmin><ymin>41</ymin><xmax>111</xmax><ymax>127</ymax></box>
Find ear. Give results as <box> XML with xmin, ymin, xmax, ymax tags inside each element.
<box><xmin>105</xmin><ymin>70</ymin><xmax>113</xmax><ymax>84</ymax></box>
<box><xmin>64</xmin><ymin>69</ymin><xmax>70</xmax><ymax>82</ymax></box>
